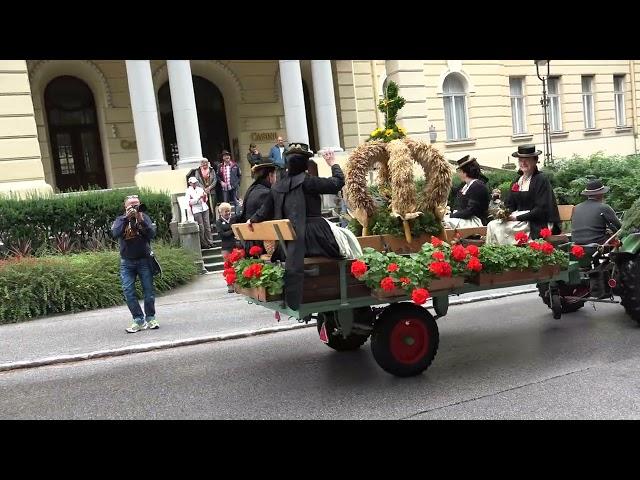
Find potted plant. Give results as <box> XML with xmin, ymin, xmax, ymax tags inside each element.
<box><xmin>224</xmin><ymin>246</ymin><xmax>285</xmax><ymax>302</ymax></box>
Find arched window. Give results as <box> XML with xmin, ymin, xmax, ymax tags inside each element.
<box><xmin>44</xmin><ymin>76</ymin><xmax>107</xmax><ymax>191</ymax></box>
<box><xmin>158</xmin><ymin>76</ymin><xmax>230</xmax><ymax>168</ymax></box>
<box><xmin>442</xmin><ymin>73</ymin><xmax>469</xmax><ymax>141</ymax></box>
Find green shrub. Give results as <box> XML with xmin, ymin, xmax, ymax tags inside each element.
<box><xmin>546</xmin><ymin>153</ymin><xmax>640</xmax><ymax>211</ymax></box>
<box><xmin>0</xmin><ymin>243</ymin><xmax>198</xmax><ymax>324</ymax></box>
<box><xmin>0</xmin><ymin>188</ymin><xmax>172</xmax><ymax>256</ymax></box>
<box><xmin>621</xmin><ymin>196</ymin><xmax>640</xmax><ymax>238</ymax></box>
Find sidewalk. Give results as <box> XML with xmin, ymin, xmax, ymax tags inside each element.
<box><xmin>0</xmin><ymin>273</ymin><xmax>537</xmax><ymax>371</ymax></box>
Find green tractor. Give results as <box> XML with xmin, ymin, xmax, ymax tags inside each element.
<box><xmin>538</xmin><ymin>219</ymin><xmax>640</xmax><ymax>323</ymax></box>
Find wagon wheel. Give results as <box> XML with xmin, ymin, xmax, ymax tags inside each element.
<box><xmin>370</xmin><ymin>302</ymin><xmax>439</xmax><ymax>377</ymax></box>
<box><xmin>317</xmin><ymin>310</ymin><xmax>371</xmax><ymax>351</ymax></box>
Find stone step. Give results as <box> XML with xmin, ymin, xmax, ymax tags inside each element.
<box><xmin>201</xmin><ymin>246</ymin><xmax>222</xmax><ymax>255</ymax></box>
<box><xmin>204</xmin><ymin>261</ymin><xmax>225</xmax><ymax>272</ymax></box>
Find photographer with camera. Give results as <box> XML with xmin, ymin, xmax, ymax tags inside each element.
<box><xmin>111</xmin><ymin>194</ymin><xmax>159</xmax><ymax>333</ymax></box>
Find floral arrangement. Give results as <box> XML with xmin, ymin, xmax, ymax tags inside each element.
<box><xmin>223</xmin><ymin>246</ymin><xmax>285</xmax><ymax>296</ymax></box>
<box><xmin>479</xmin><ymin>229</ymin><xmax>568</xmax><ymax>274</ymax></box>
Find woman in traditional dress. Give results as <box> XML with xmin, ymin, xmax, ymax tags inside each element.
<box><xmin>443</xmin><ymin>155</ymin><xmax>490</xmax><ymax>229</ymax></box>
<box><xmin>485</xmin><ymin>145</ymin><xmax>561</xmax><ymax>244</ymax></box>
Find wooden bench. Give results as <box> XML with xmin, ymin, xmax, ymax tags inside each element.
<box><xmin>231</xmin><ymin>219</ymin><xmax>370</xmax><ymax>303</ymax></box>
<box><xmin>547</xmin><ymin>204</ymin><xmax>575</xmax><ymax>244</ymax></box>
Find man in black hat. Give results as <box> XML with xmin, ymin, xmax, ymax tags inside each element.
<box><xmin>571</xmin><ymin>179</ymin><xmax>622</xmax><ymax>245</ymax></box>
<box><xmin>248</xmin><ymin>143</ymin><xmax>345</xmax><ymax>310</ymax></box>
<box><xmin>486</xmin><ymin>145</ymin><xmax>561</xmax><ymax>244</ymax></box>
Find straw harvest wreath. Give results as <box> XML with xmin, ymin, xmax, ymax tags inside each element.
<box><xmin>344</xmin><ymin>138</ymin><xmax>452</xmax><ymax>242</ymax></box>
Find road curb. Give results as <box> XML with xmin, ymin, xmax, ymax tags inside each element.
<box><xmin>0</xmin><ymin>287</ymin><xmax>537</xmax><ymax>373</ymax></box>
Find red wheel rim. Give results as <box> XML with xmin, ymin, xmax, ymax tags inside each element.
<box><xmin>389</xmin><ymin>317</ymin><xmax>429</xmax><ymax>364</ymax></box>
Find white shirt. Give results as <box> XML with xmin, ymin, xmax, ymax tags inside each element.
<box><xmin>279</xmin><ymin>146</ymin><xmax>285</xmax><ymax>159</ymax></box>
<box><xmin>460</xmin><ymin>178</ymin><xmax>477</xmax><ymax>195</ymax></box>
<box><xmin>186</xmin><ymin>185</ymin><xmax>209</xmax><ymax>214</ymax></box>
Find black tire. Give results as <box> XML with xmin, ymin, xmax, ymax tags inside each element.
<box><xmin>537</xmin><ymin>282</ymin><xmax>585</xmax><ymax>314</ymax></box>
<box><xmin>370</xmin><ymin>303</ymin><xmax>439</xmax><ymax>377</ymax></box>
<box><xmin>619</xmin><ymin>257</ymin><xmax>640</xmax><ymax>324</ymax></box>
<box><xmin>317</xmin><ymin>310</ymin><xmax>371</xmax><ymax>351</ymax></box>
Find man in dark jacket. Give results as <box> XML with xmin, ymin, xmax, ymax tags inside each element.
<box><xmin>217</xmin><ymin>150</ymin><xmax>242</xmax><ymax>212</ymax></box>
<box><xmin>111</xmin><ymin>195</ymin><xmax>159</xmax><ymax>333</ymax></box>
<box><xmin>571</xmin><ymin>179</ymin><xmax>622</xmax><ymax>245</ymax></box>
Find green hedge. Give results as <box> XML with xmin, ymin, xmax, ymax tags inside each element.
<box><xmin>0</xmin><ymin>244</ymin><xmax>198</xmax><ymax>324</ymax></box>
<box><xmin>0</xmin><ymin>188</ymin><xmax>172</xmax><ymax>255</ymax></box>
<box><xmin>545</xmin><ymin>153</ymin><xmax>640</xmax><ymax>212</ymax></box>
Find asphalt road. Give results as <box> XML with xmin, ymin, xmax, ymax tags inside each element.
<box><xmin>2</xmin><ymin>293</ymin><xmax>639</xmax><ymax>419</ymax></box>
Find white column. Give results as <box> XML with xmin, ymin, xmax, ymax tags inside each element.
<box><xmin>279</xmin><ymin>60</ymin><xmax>309</xmax><ymax>147</ymax></box>
<box><xmin>311</xmin><ymin>60</ymin><xmax>342</xmax><ymax>152</ymax></box>
<box><xmin>167</xmin><ymin>60</ymin><xmax>205</xmax><ymax>170</ymax></box>
<box><xmin>125</xmin><ymin>60</ymin><xmax>168</xmax><ymax>173</ymax></box>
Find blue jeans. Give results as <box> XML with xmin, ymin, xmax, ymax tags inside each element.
<box><xmin>120</xmin><ymin>257</ymin><xmax>156</xmax><ymax>324</ymax></box>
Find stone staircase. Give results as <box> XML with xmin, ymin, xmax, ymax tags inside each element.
<box><xmin>201</xmin><ymin>230</ymin><xmax>225</xmax><ymax>273</ymax></box>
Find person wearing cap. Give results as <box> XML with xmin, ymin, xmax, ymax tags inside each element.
<box><xmin>217</xmin><ymin>150</ymin><xmax>242</xmax><ymax>211</ymax></box>
<box><xmin>571</xmin><ymin>179</ymin><xmax>622</xmax><ymax>245</ymax></box>
<box><xmin>444</xmin><ymin>155</ymin><xmax>490</xmax><ymax>228</ymax></box>
<box><xmin>186</xmin><ymin>158</ymin><xmax>218</xmax><ymax>221</ymax></box>
<box><xmin>486</xmin><ymin>145</ymin><xmax>561</xmax><ymax>245</ymax></box>
<box><xmin>246</xmin><ymin>143</ymin><xmax>262</xmax><ymax>166</ymax></box>
<box><xmin>186</xmin><ymin>177</ymin><xmax>215</xmax><ymax>249</ymax></box>
<box><xmin>248</xmin><ymin>143</ymin><xmax>345</xmax><ymax>310</ymax></box>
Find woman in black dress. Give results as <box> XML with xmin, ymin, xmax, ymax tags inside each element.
<box><xmin>444</xmin><ymin>155</ymin><xmax>490</xmax><ymax>228</ymax></box>
<box><xmin>486</xmin><ymin>145</ymin><xmax>561</xmax><ymax>244</ymax></box>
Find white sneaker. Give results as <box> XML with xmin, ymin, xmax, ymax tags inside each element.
<box><xmin>125</xmin><ymin>321</ymin><xmax>148</xmax><ymax>333</ymax></box>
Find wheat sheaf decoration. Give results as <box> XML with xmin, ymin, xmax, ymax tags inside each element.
<box><xmin>344</xmin><ymin>138</ymin><xmax>451</xmax><ymax>242</ymax></box>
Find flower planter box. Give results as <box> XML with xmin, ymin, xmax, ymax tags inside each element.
<box><xmin>429</xmin><ymin>276</ymin><xmax>465</xmax><ymax>292</ymax></box>
<box><xmin>234</xmin><ymin>284</ymin><xmax>282</xmax><ymax>302</ymax></box>
<box><xmin>371</xmin><ymin>287</ymin><xmax>408</xmax><ymax>300</ymax></box>
<box><xmin>370</xmin><ymin>276</ymin><xmax>465</xmax><ymax>300</ymax></box>
<box><xmin>468</xmin><ymin>265</ymin><xmax>561</xmax><ymax>287</ymax></box>
<box><xmin>357</xmin><ymin>233</ymin><xmax>434</xmax><ymax>254</ymax></box>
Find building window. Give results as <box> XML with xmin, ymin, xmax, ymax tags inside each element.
<box><xmin>442</xmin><ymin>73</ymin><xmax>469</xmax><ymax>141</ymax></box>
<box><xmin>614</xmin><ymin>75</ymin><xmax>626</xmax><ymax>127</ymax></box>
<box><xmin>547</xmin><ymin>77</ymin><xmax>562</xmax><ymax>132</ymax></box>
<box><xmin>509</xmin><ymin>77</ymin><xmax>527</xmax><ymax>134</ymax></box>
<box><xmin>581</xmin><ymin>75</ymin><xmax>595</xmax><ymax>129</ymax></box>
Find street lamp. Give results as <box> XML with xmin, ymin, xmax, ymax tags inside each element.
<box><xmin>535</xmin><ymin>60</ymin><xmax>553</xmax><ymax>167</ymax></box>
<box><xmin>428</xmin><ymin>124</ymin><xmax>437</xmax><ymax>143</ymax></box>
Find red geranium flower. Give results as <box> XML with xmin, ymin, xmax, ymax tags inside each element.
<box><xmin>350</xmin><ymin>260</ymin><xmax>368</xmax><ymax>278</ymax></box>
<box><xmin>451</xmin><ymin>244</ymin><xmax>467</xmax><ymax>262</ymax></box>
<box><xmin>432</xmin><ymin>251</ymin><xmax>445</xmax><ymax>261</ymax></box>
<box><xmin>224</xmin><ymin>271</ymin><xmax>236</xmax><ymax>285</ymax></box>
<box><xmin>400</xmin><ymin>277</ymin><xmax>412</xmax><ymax>285</ymax></box>
<box><xmin>529</xmin><ymin>241</ymin><xmax>542</xmax><ymax>251</ymax></box>
<box><xmin>570</xmin><ymin>245</ymin><xmax>585</xmax><ymax>259</ymax></box>
<box><xmin>411</xmin><ymin>288</ymin><xmax>430</xmax><ymax>305</ymax></box>
<box><xmin>229</xmin><ymin>248</ymin><xmax>245</xmax><ymax>263</ymax></box>
<box><xmin>540</xmin><ymin>228</ymin><xmax>552</xmax><ymax>239</ymax></box>
<box><xmin>387</xmin><ymin>263</ymin><xmax>399</xmax><ymax>272</ymax></box>
<box><xmin>511</xmin><ymin>183</ymin><xmax>520</xmax><ymax>192</ymax></box>
<box><xmin>514</xmin><ymin>232</ymin><xmax>529</xmax><ymax>245</ymax></box>
<box><xmin>467</xmin><ymin>257</ymin><xmax>483</xmax><ymax>272</ymax></box>
<box><xmin>541</xmin><ymin>242</ymin><xmax>554</xmax><ymax>254</ymax></box>
<box><xmin>466</xmin><ymin>244</ymin><xmax>479</xmax><ymax>257</ymax></box>
<box><xmin>380</xmin><ymin>276</ymin><xmax>396</xmax><ymax>292</ymax></box>
<box><xmin>249</xmin><ymin>245</ymin><xmax>263</xmax><ymax>257</ymax></box>
<box><xmin>431</xmin><ymin>237</ymin><xmax>443</xmax><ymax>247</ymax></box>
<box><xmin>429</xmin><ymin>261</ymin><xmax>452</xmax><ymax>278</ymax></box>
